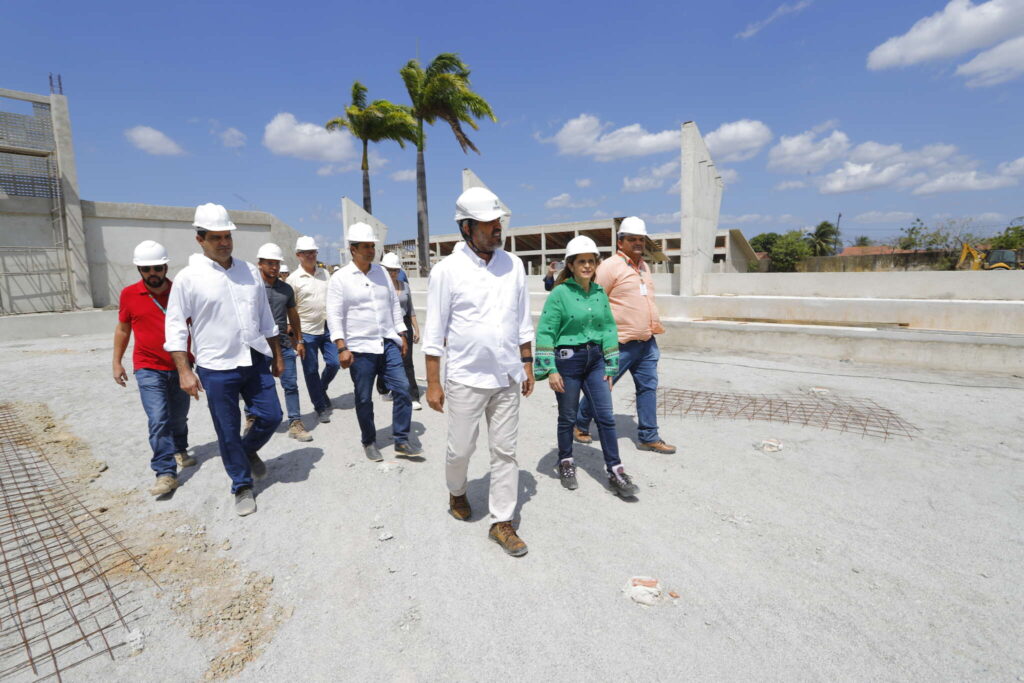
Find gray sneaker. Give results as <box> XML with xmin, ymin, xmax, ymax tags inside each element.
<box><xmin>394</xmin><ymin>442</ymin><xmax>422</xmax><ymax>458</ymax></box>
<box><xmin>316</xmin><ymin>408</ymin><xmax>331</xmax><ymax>424</ymax></box>
<box><xmin>234</xmin><ymin>487</ymin><xmax>256</xmax><ymax>516</ymax></box>
<box><xmin>608</xmin><ymin>470</ymin><xmax>639</xmax><ymax>498</ymax></box>
<box><xmin>364</xmin><ymin>443</ymin><xmax>383</xmax><ymax>461</ymax></box>
<box><xmin>248</xmin><ymin>452</ymin><xmax>267</xmax><ymax>481</ymax></box>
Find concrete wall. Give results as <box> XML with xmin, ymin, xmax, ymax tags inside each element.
<box><xmin>0</xmin><ymin>197</ymin><xmax>69</xmax><ymax>314</ymax></box>
<box><xmin>340</xmin><ymin>196</ymin><xmax>388</xmax><ymax>265</ymax></box>
<box><xmin>82</xmin><ymin>201</ymin><xmax>301</xmax><ymax>308</ymax></box>
<box><xmin>702</xmin><ymin>271</ymin><xmax>1024</xmax><ymax>301</ymax></box>
<box><xmin>679</xmin><ymin>121</ymin><xmax>724</xmax><ymax>296</ymax></box>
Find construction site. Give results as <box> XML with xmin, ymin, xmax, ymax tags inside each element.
<box><xmin>1</xmin><ymin>84</ymin><xmax>1023</xmax><ymax>681</ymax></box>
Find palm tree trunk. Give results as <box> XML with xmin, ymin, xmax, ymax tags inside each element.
<box><xmin>361</xmin><ymin>139</ymin><xmax>372</xmax><ymax>214</ymax></box>
<box><xmin>415</xmin><ymin>119</ymin><xmax>430</xmax><ymax>277</ymax></box>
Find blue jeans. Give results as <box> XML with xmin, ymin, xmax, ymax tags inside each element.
<box><xmin>197</xmin><ymin>349</ymin><xmax>283</xmax><ymax>493</ymax></box>
<box><xmin>350</xmin><ymin>339</ymin><xmax>411</xmax><ymax>446</ymax></box>
<box><xmin>578</xmin><ymin>337</ymin><xmax>661</xmax><ymax>444</ymax></box>
<box><xmin>135</xmin><ymin>368</ymin><xmax>190</xmax><ymax>478</ymax></box>
<box><xmin>301</xmin><ymin>330</ymin><xmax>340</xmax><ymax>413</ymax></box>
<box><xmin>246</xmin><ymin>343</ymin><xmax>300</xmax><ymax>422</ymax></box>
<box><xmin>555</xmin><ymin>343</ymin><xmax>620</xmax><ymax>472</ymax></box>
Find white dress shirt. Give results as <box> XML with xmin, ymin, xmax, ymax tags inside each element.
<box><xmin>164</xmin><ymin>253</ymin><xmax>278</xmax><ymax>370</ymax></box>
<box><xmin>289</xmin><ymin>266</ymin><xmax>330</xmax><ymax>336</ymax></box>
<box><xmin>326</xmin><ymin>261</ymin><xmax>406</xmax><ymax>354</ymax></box>
<box><xmin>423</xmin><ymin>242</ymin><xmax>534</xmax><ymax>389</ymax></box>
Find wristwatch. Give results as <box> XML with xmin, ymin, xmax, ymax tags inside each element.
<box><xmin>521</xmin><ymin>356</ymin><xmax>534</xmax><ymax>363</ymax></box>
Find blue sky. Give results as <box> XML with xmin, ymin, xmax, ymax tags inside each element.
<box><xmin>3</xmin><ymin>0</ymin><xmax>1023</xmax><ymax>251</ymax></box>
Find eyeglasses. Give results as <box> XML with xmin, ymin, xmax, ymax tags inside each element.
<box><xmin>140</xmin><ymin>265</ymin><xmax>167</xmax><ymax>273</ymax></box>
<box><xmin>297</xmin><ymin>250</ymin><xmax>318</xmax><ymax>256</ymax></box>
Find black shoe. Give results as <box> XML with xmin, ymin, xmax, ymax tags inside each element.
<box><xmin>558</xmin><ymin>459</ymin><xmax>578</xmax><ymax>490</ymax></box>
<box><xmin>316</xmin><ymin>408</ymin><xmax>331</xmax><ymax>424</ymax></box>
<box><xmin>608</xmin><ymin>470</ymin><xmax>639</xmax><ymax>497</ymax></box>
<box><xmin>248</xmin><ymin>452</ymin><xmax>267</xmax><ymax>481</ymax></box>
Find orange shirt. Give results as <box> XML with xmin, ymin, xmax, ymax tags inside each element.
<box><xmin>594</xmin><ymin>251</ymin><xmax>664</xmax><ymax>343</ymax></box>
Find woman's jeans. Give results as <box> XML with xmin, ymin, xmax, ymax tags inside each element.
<box><xmin>555</xmin><ymin>342</ymin><xmax>620</xmax><ymax>473</ymax></box>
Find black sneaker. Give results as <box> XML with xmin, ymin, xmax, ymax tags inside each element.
<box><xmin>608</xmin><ymin>470</ymin><xmax>639</xmax><ymax>497</ymax></box>
<box><xmin>248</xmin><ymin>452</ymin><xmax>267</xmax><ymax>481</ymax></box>
<box><xmin>316</xmin><ymin>408</ymin><xmax>331</xmax><ymax>424</ymax></box>
<box><xmin>558</xmin><ymin>459</ymin><xmax>578</xmax><ymax>490</ymax></box>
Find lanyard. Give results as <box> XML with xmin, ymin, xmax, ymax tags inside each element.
<box><xmin>146</xmin><ymin>292</ymin><xmax>167</xmax><ymax>315</ymax></box>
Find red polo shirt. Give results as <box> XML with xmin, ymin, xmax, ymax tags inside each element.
<box><xmin>118</xmin><ymin>279</ymin><xmax>177</xmax><ymax>371</ymax></box>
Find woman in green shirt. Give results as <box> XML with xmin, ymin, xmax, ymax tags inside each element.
<box><xmin>535</xmin><ymin>236</ymin><xmax>639</xmax><ymax>497</ymax></box>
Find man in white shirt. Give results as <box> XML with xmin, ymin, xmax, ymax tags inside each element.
<box><xmin>289</xmin><ymin>236</ymin><xmax>340</xmax><ymax>424</ymax></box>
<box><xmin>423</xmin><ymin>187</ymin><xmax>535</xmax><ymax>558</ymax></box>
<box><xmin>327</xmin><ymin>222</ymin><xmax>419</xmax><ymax>461</ymax></box>
<box><xmin>165</xmin><ymin>203</ymin><xmax>284</xmax><ymax>517</ymax></box>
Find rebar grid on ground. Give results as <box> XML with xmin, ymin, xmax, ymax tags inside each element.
<box><xmin>0</xmin><ymin>404</ymin><xmax>155</xmax><ymax>681</ymax></box>
<box><xmin>637</xmin><ymin>388</ymin><xmax>917</xmax><ymax>440</ymax></box>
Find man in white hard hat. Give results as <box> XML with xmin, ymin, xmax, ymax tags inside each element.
<box><xmin>279</xmin><ymin>263</ymin><xmax>290</xmax><ymax>281</ymax></box>
<box><xmin>423</xmin><ymin>187</ymin><xmax>535</xmax><ymax>558</ymax></box>
<box><xmin>575</xmin><ymin>216</ymin><xmax>676</xmax><ymax>454</ymax></box>
<box><xmin>164</xmin><ymin>203</ymin><xmax>285</xmax><ymax>517</ymax></box>
<box><xmin>242</xmin><ymin>243</ymin><xmax>312</xmax><ymax>443</ymax></box>
<box><xmin>327</xmin><ymin>223</ymin><xmax>419</xmax><ymax>460</ymax></box>
<box><xmin>376</xmin><ymin>252</ymin><xmax>422</xmax><ymax>410</ymax></box>
<box><xmin>113</xmin><ymin>240</ymin><xmax>195</xmax><ymax>497</ymax></box>
<box><xmin>290</xmin><ymin>235</ymin><xmax>339</xmax><ymax>424</ymax></box>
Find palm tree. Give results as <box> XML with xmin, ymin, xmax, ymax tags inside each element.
<box><xmin>400</xmin><ymin>53</ymin><xmax>497</xmax><ymax>275</ymax></box>
<box><xmin>326</xmin><ymin>81</ymin><xmax>417</xmax><ymax>215</ymax></box>
<box><xmin>804</xmin><ymin>221</ymin><xmax>840</xmax><ymax>257</ymax></box>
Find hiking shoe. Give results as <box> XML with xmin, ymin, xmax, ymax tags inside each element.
<box><xmin>449</xmin><ymin>494</ymin><xmax>471</xmax><ymax>521</ymax></box>
<box><xmin>288</xmin><ymin>419</ymin><xmax>313</xmax><ymax>442</ymax></box>
<box><xmin>234</xmin><ymin>487</ymin><xmax>256</xmax><ymax>516</ymax></box>
<box><xmin>363</xmin><ymin>443</ymin><xmax>383</xmax><ymax>461</ymax></box>
<box><xmin>489</xmin><ymin>521</ymin><xmax>528</xmax><ymax>557</ymax></box>
<box><xmin>558</xmin><ymin>459</ymin><xmax>578</xmax><ymax>490</ymax></box>
<box><xmin>174</xmin><ymin>451</ymin><xmax>196</xmax><ymax>468</ymax></box>
<box><xmin>149</xmin><ymin>475</ymin><xmax>178</xmax><ymax>497</ymax></box>
<box><xmin>316</xmin><ymin>408</ymin><xmax>331</xmax><ymax>424</ymax></box>
<box><xmin>411</xmin><ymin>400</ymin><xmax>422</xmax><ymax>411</ymax></box>
<box><xmin>637</xmin><ymin>440</ymin><xmax>677</xmax><ymax>454</ymax></box>
<box><xmin>608</xmin><ymin>469</ymin><xmax>639</xmax><ymax>497</ymax></box>
<box><xmin>573</xmin><ymin>427</ymin><xmax>593</xmax><ymax>444</ymax></box>
<box><xmin>242</xmin><ymin>414</ymin><xmax>256</xmax><ymax>438</ymax></box>
<box><xmin>394</xmin><ymin>442</ymin><xmax>422</xmax><ymax>458</ymax></box>
<box><xmin>247</xmin><ymin>452</ymin><xmax>267</xmax><ymax>481</ymax></box>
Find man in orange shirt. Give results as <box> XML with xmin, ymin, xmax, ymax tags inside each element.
<box><xmin>575</xmin><ymin>216</ymin><xmax>676</xmax><ymax>454</ymax></box>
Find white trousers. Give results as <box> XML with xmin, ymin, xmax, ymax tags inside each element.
<box><xmin>445</xmin><ymin>380</ymin><xmax>520</xmax><ymax>523</ymax></box>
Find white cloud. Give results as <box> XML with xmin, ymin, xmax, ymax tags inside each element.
<box><xmin>220</xmin><ymin>127</ymin><xmax>247</xmax><ymax>148</ymax></box>
<box><xmin>705</xmin><ymin>119</ymin><xmax>773</xmax><ymax>162</ymax></box>
<box><xmin>124</xmin><ymin>125</ymin><xmax>185</xmax><ymax>156</ymax></box>
<box><xmin>544</xmin><ymin>192</ymin><xmax>601</xmax><ymax>209</ymax></box>
<box><xmin>777</xmin><ymin>214</ymin><xmax>801</xmax><ymax>224</ymax></box>
<box><xmin>912</xmin><ymin>170</ymin><xmax>1017</xmax><ymax>194</ymax></box>
<box><xmin>867</xmin><ymin>0</ymin><xmax>1024</xmax><ymax>70</ymax></box>
<box><xmin>975</xmin><ymin>211</ymin><xmax>1007</xmax><ymax>223</ymax></box>
<box><xmin>575</xmin><ymin>178</ymin><xmax>592</xmax><ymax>188</ymax></box>
<box><xmin>721</xmin><ymin>213</ymin><xmax>772</xmax><ymax>225</ymax></box>
<box><xmin>641</xmin><ymin>211</ymin><xmax>681</xmax><ymax>225</ymax></box>
<box><xmin>390</xmin><ymin>169</ymin><xmax>416</xmax><ymax>182</ymax></box>
<box><xmin>819</xmin><ymin>161</ymin><xmax>914</xmax><ymax>194</ymax></box>
<box><xmin>622</xmin><ymin>160</ymin><xmax>679</xmax><ymax>193</ymax></box>
<box><xmin>774</xmin><ymin>180</ymin><xmax>807</xmax><ymax>190</ymax></box>
<box><xmin>852</xmin><ymin>211</ymin><xmax>916</xmax><ymax>224</ymax></box>
<box><xmin>592</xmin><ymin>210</ymin><xmax>610</xmax><ymax>218</ymax></box>
<box><xmin>718</xmin><ymin>168</ymin><xmax>740</xmax><ymax>185</ymax></box>
<box><xmin>736</xmin><ymin>0</ymin><xmax>814</xmax><ymax>39</ymax></box>
<box><xmin>540</xmin><ymin>114</ymin><xmax>678</xmax><ymax>161</ymax></box>
<box><xmin>768</xmin><ymin>126</ymin><xmax>851</xmax><ymax>172</ymax></box>
<box><xmin>263</xmin><ymin>112</ymin><xmax>356</xmax><ymax>163</ymax></box>
<box><xmin>956</xmin><ymin>34</ymin><xmax>1024</xmax><ymax>86</ymax></box>
<box><xmin>998</xmin><ymin>155</ymin><xmax>1024</xmax><ymax>176</ymax></box>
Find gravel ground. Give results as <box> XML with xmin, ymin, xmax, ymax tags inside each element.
<box><xmin>2</xmin><ymin>332</ymin><xmax>1022</xmax><ymax>681</ymax></box>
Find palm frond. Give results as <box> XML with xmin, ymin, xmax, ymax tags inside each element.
<box><xmin>350</xmin><ymin>81</ymin><xmax>368</xmax><ymax>110</ymax></box>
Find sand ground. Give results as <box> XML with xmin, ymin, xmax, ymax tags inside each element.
<box><xmin>1</xmin><ymin>332</ymin><xmax>1022</xmax><ymax>681</ymax></box>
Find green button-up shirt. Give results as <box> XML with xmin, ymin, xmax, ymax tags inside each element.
<box><xmin>534</xmin><ymin>278</ymin><xmax>619</xmax><ymax>380</ymax></box>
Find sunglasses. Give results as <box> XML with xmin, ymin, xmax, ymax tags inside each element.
<box><xmin>140</xmin><ymin>265</ymin><xmax>167</xmax><ymax>273</ymax></box>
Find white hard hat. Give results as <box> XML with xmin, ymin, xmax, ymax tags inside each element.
<box><xmin>565</xmin><ymin>236</ymin><xmax>600</xmax><ymax>259</ymax></box>
<box><xmin>347</xmin><ymin>222</ymin><xmax>378</xmax><ymax>243</ymax></box>
<box><xmin>192</xmin><ymin>202</ymin><xmax>236</xmax><ymax>231</ymax></box>
<box><xmin>257</xmin><ymin>243</ymin><xmax>284</xmax><ymax>261</ymax></box>
<box><xmin>295</xmin><ymin>235</ymin><xmax>318</xmax><ymax>252</ymax></box>
<box><xmin>454</xmin><ymin>187</ymin><xmax>508</xmax><ymax>222</ymax></box>
<box><xmin>280</xmin><ymin>263</ymin><xmax>290</xmax><ymax>273</ymax></box>
<box><xmin>381</xmin><ymin>252</ymin><xmax>402</xmax><ymax>269</ymax></box>
<box><xmin>132</xmin><ymin>240</ymin><xmax>169</xmax><ymax>266</ymax></box>
<box><xmin>618</xmin><ymin>216</ymin><xmax>647</xmax><ymax>236</ymax></box>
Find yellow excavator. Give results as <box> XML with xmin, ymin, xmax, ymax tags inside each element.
<box><xmin>956</xmin><ymin>243</ymin><xmax>1021</xmax><ymax>270</ymax></box>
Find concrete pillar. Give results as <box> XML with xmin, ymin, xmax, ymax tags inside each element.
<box><xmin>49</xmin><ymin>94</ymin><xmax>93</xmax><ymax>309</ymax></box>
<box><xmin>679</xmin><ymin>121</ymin><xmax>724</xmax><ymax>297</ymax></box>
<box><xmin>341</xmin><ymin>196</ymin><xmax>389</xmax><ymax>264</ymax></box>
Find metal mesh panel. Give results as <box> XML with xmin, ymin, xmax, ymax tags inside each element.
<box><xmin>0</xmin><ymin>101</ymin><xmax>57</xmax><ymax>198</ymax></box>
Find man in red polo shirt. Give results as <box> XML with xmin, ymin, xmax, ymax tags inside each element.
<box><xmin>113</xmin><ymin>240</ymin><xmax>195</xmax><ymax>497</ymax></box>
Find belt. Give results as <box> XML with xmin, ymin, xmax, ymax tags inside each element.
<box><xmin>556</xmin><ymin>341</ymin><xmax>600</xmax><ymax>352</ymax></box>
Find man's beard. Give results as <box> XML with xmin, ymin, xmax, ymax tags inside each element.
<box><xmin>145</xmin><ymin>275</ymin><xmax>166</xmax><ymax>288</ymax></box>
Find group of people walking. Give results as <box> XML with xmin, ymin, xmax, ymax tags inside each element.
<box><xmin>113</xmin><ymin>188</ymin><xmax>674</xmax><ymax>557</ymax></box>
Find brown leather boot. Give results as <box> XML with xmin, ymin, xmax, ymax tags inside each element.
<box><xmin>449</xmin><ymin>494</ymin><xmax>471</xmax><ymax>521</ymax></box>
<box><xmin>489</xmin><ymin>521</ymin><xmax>528</xmax><ymax>557</ymax></box>
<box><xmin>638</xmin><ymin>440</ymin><xmax>677</xmax><ymax>454</ymax></box>
<box><xmin>572</xmin><ymin>427</ymin><xmax>593</xmax><ymax>444</ymax></box>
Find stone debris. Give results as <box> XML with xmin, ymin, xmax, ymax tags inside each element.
<box><xmin>377</xmin><ymin>461</ymin><xmax>404</xmax><ymax>474</ymax></box>
<box><xmin>622</xmin><ymin>576</ymin><xmax>663</xmax><ymax>606</ymax></box>
<box><xmin>125</xmin><ymin>628</ymin><xmax>145</xmax><ymax>654</ymax></box>
<box><xmin>378</xmin><ymin>531</ymin><xmax>394</xmax><ymax>542</ymax></box>
<box><xmin>756</xmin><ymin>439</ymin><xmax>784</xmax><ymax>453</ymax></box>
<box><xmin>807</xmin><ymin>386</ymin><xmax>831</xmax><ymax>396</ymax></box>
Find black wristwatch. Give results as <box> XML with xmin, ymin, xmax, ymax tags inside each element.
<box><xmin>521</xmin><ymin>356</ymin><xmax>534</xmax><ymax>363</ymax></box>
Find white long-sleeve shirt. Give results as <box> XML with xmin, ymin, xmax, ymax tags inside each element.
<box><xmin>423</xmin><ymin>242</ymin><xmax>534</xmax><ymax>389</ymax></box>
<box><xmin>326</xmin><ymin>261</ymin><xmax>406</xmax><ymax>354</ymax></box>
<box><xmin>289</xmin><ymin>266</ymin><xmax>330</xmax><ymax>336</ymax></box>
<box><xmin>164</xmin><ymin>253</ymin><xmax>278</xmax><ymax>370</ymax></box>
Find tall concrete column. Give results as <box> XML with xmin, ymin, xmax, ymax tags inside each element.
<box><xmin>679</xmin><ymin>121</ymin><xmax>724</xmax><ymax>297</ymax></box>
<box><xmin>340</xmin><ymin>196</ymin><xmax>389</xmax><ymax>264</ymax></box>
<box><xmin>49</xmin><ymin>94</ymin><xmax>93</xmax><ymax>309</ymax></box>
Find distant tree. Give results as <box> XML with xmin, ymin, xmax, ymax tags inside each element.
<box><xmin>326</xmin><ymin>81</ymin><xmax>417</xmax><ymax>215</ymax></box>
<box><xmin>896</xmin><ymin>218</ymin><xmax>927</xmax><ymax>250</ymax></box>
<box><xmin>749</xmin><ymin>232</ymin><xmax>781</xmax><ymax>254</ymax></box>
<box><xmin>769</xmin><ymin>230</ymin><xmax>813</xmax><ymax>272</ymax></box>
<box><xmin>987</xmin><ymin>221</ymin><xmax>1024</xmax><ymax>250</ymax></box>
<box><xmin>852</xmin><ymin>235</ymin><xmax>874</xmax><ymax>247</ymax></box>
<box><xmin>804</xmin><ymin>221</ymin><xmax>840</xmax><ymax>256</ymax></box>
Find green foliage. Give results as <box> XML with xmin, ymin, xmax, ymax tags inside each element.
<box><xmin>896</xmin><ymin>218</ymin><xmax>927</xmax><ymax>250</ymax></box>
<box><xmin>804</xmin><ymin>221</ymin><xmax>840</xmax><ymax>256</ymax></box>
<box><xmin>852</xmin><ymin>235</ymin><xmax>874</xmax><ymax>247</ymax></box>
<box><xmin>989</xmin><ymin>223</ymin><xmax>1024</xmax><ymax>250</ymax></box>
<box><xmin>325</xmin><ymin>81</ymin><xmax>417</xmax><ymax>166</ymax></box>
<box><xmin>749</xmin><ymin>232</ymin><xmax>781</xmax><ymax>254</ymax></box>
<box><xmin>769</xmin><ymin>230</ymin><xmax>813</xmax><ymax>272</ymax></box>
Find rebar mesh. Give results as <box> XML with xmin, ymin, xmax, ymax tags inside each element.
<box><xmin>0</xmin><ymin>404</ymin><xmax>154</xmax><ymax>681</ymax></box>
<box><xmin>640</xmin><ymin>388</ymin><xmax>917</xmax><ymax>440</ymax></box>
